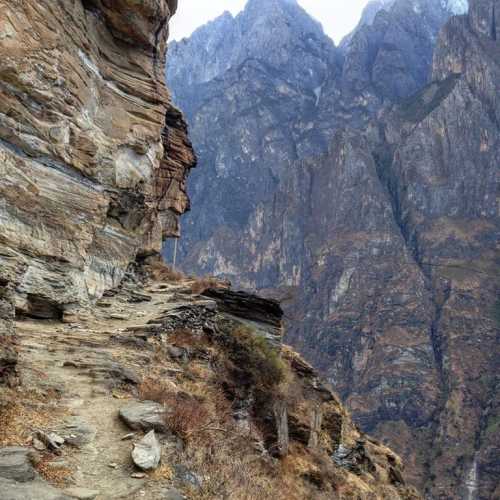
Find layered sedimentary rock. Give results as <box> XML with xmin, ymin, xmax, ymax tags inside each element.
<box><xmin>0</xmin><ymin>0</ymin><xmax>195</xmax><ymax>322</ymax></box>
<box><xmin>0</xmin><ymin>252</ymin><xmax>22</xmax><ymax>383</ymax></box>
<box><xmin>168</xmin><ymin>0</ymin><xmax>499</xmax><ymax>497</ymax></box>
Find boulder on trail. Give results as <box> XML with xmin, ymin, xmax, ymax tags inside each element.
<box><xmin>119</xmin><ymin>401</ymin><xmax>167</xmax><ymax>433</ymax></box>
<box><xmin>132</xmin><ymin>430</ymin><xmax>161</xmax><ymax>471</ymax></box>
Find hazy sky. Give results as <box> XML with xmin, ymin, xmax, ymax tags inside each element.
<box><xmin>170</xmin><ymin>0</ymin><xmax>371</xmax><ymax>44</ymax></box>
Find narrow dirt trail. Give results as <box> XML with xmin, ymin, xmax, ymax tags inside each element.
<box><xmin>14</xmin><ymin>282</ymin><xmax>192</xmax><ymax>499</ymax></box>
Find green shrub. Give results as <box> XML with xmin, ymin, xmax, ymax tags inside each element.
<box><xmin>224</xmin><ymin>325</ymin><xmax>286</xmax><ymax>390</ymax></box>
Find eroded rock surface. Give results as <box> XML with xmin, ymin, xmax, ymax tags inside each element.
<box><xmin>0</xmin><ymin>447</ymin><xmax>36</xmax><ymax>482</ymax></box>
<box><xmin>0</xmin><ymin>0</ymin><xmax>195</xmax><ymax>321</ymax></box>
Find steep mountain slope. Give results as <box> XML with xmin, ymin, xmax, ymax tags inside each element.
<box><xmin>167</xmin><ymin>0</ymin><xmax>460</xmax><ymax>280</ymax></box>
<box><xmin>0</xmin><ymin>1</ymin><xmax>422</xmax><ymax>499</ymax></box>
<box><xmin>167</xmin><ymin>0</ymin><xmax>339</xmax><ymax>262</ymax></box>
<box><xmin>167</xmin><ymin>0</ymin><xmax>500</xmax><ymax>497</ymax></box>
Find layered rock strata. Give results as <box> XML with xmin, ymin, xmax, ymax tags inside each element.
<box><xmin>0</xmin><ymin>0</ymin><xmax>195</xmax><ymax>323</ymax></box>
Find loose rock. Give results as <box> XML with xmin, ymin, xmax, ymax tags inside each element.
<box><xmin>32</xmin><ymin>438</ymin><xmax>46</xmax><ymax>451</ymax></box>
<box><xmin>36</xmin><ymin>431</ymin><xmax>64</xmax><ymax>451</ymax></box>
<box><xmin>131</xmin><ymin>472</ymin><xmax>146</xmax><ymax>479</ymax></box>
<box><xmin>55</xmin><ymin>417</ymin><xmax>96</xmax><ymax>448</ymax></box>
<box><xmin>132</xmin><ymin>431</ymin><xmax>161</xmax><ymax>471</ymax></box>
<box><xmin>119</xmin><ymin>401</ymin><xmax>167</xmax><ymax>433</ymax></box>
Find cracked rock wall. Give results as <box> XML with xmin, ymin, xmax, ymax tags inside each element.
<box><xmin>0</xmin><ymin>0</ymin><xmax>195</xmax><ymax>320</ymax></box>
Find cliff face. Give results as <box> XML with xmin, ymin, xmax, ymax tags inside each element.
<box><xmin>0</xmin><ymin>0</ymin><xmax>195</xmax><ymax>329</ymax></box>
<box><xmin>167</xmin><ymin>0</ymin><xmax>500</xmax><ymax>497</ymax></box>
<box><xmin>167</xmin><ymin>0</ymin><xmax>459</xmax><ymax>281</ymax></box>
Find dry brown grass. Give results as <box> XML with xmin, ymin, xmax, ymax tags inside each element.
<box><xmin>149</xmin><ymin>463</ymin><xmax>175</xmax><ymax>481</ymax></box>
<box><xmin>181</xmin><ymin>435</ymin><xmax>313</xmax><ymax>500</ymax></box>
<box><xmin>145</xmin><ymin>258</ymin><xmax>186</xmax><ymax>282</ymax></box>
<box><xmin>191</xmin><ymin>276</ymin><xmax>222</xmax><ymax>295</ymax></box>
<box><xmin>138</xmin><ymin>377</ymin><xmax>178</xmax><ymax>404</ymax></box>
<box><xmin>35</xmin><ymin>452</ymin><xmax>73</xmax><ymax>487</ymax></box>
<box><xmin>0</xmin><ymin>388</ymin><xmax>64</xmax><ymax>447</ymax></box>
<box><xmin>166</xmin><ymin>392</ymin><xmax>212</xmax><ymax>441</ymax></box>
<box><xmin>168</xmin><ymin>328</ymin><xmax>210</xmax><ymax>350</ymax></box>
<box><xmin>138</xmin><ymin>377</ymin><xmax>216</xmax><ymax>442</ymax></box>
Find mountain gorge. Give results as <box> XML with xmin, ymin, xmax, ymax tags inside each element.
<box><xmin>167</xmin><ymin>0</ymin><xmax>500</xmax><ymax>498</ymax></box>
<box><xmin>0</xmin><ymin>1</ymin><xmax>426</xmax><ymax>499</ymax></box>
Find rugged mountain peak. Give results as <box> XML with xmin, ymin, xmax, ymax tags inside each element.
<box><xmin>168</xmin><ymin>0</ymin><xmax>335</xmax><ymax>94</ymax></box>
<box><xmin>240</xmin><ymin>0</ymin><xmax>322</xmax><ymax>34</ymax></box>
<box><xmin>341</xmin><ymin>0</ymin><xmax>461</xmax><ymax>101</ymax></box>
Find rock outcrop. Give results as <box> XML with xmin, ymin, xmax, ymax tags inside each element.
<box><xmin>167</xmin><ymin>0</ymin><xmax>499</xmax><ymax>497</ymax></box>
<box><xmin>0</xmin><ymin>0</ymin><xmax>195</xmax><ymax>324</ymax></box>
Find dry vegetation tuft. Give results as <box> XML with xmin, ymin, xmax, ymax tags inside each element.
<box><xmin>0</xmin><ymin>388</ymin><xmax>64</xmax><ymax>447</ymax></box>
<box><xmin>138</xmin><ymin>377</ymin><xmax>178</xmax><ymax>404</ymax></box>
<box><xmin>149</xmin><ymin>463</ymin><xmax>175</xmax><ymax>481</ymax></box>
<box><xmin>190</xmin><ymin>276</ymin><xmax>221</xmax><ymax>295</ymax></box>
<box><xmin>168</xmin><ymin>328</ymin><xmax>210</xmax><ymax>350</ymax></box>
<box><xmin>139</xmin><ymin>377</ymin><xmax>224</xmax><ymax>443</ymax></box>
<box><xmin>144</xmin><ymin>258</ymin><xmax>186</xmax><ymax>282</ymax></box>
<box><xmin>165</xmin><ymin>392</ymin><xmax>212</xmax><ymax>441</ymax></box>
<box><xmin>35</xmin><ymin>452</ymin><xmax>73</xmax><ymax>487</ymax></box>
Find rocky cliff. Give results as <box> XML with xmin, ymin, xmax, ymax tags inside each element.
<box><xmin>167</xmin><ymin>0</ymin><xmax>499</xmax><ymax>497</ymax></box>
<box><xmin>167</xmin><ymin>0</ymin><xmax>461</xmax><ymax>280</ymax></box>
<box><xmin>0</xmin><ymin>0</ymin><xmax>195</xmax><ymax>328</ymax></box>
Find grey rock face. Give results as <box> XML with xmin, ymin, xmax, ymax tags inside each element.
<box><xmin>166</xmin><ymin>0</ymin><xmax>457</xmax><ymax>280</ymax></box>
<box><xmin>119</xmin><ymin>401</ymin><xmax>168</xmax><ymax>433</ymax></box>
<box><xmin>131</xmin><ymin>430</ymin><xmax>161</xmax><ymax>471</ymax></box>
<box><xmin>0</xmin><ymin>447</ymin><xmax>36</xmax><ymax>483</ymax></box>
<box><xmin>54</xmin><ymin>417</ymin><xmax>96</xmax><ymax>448</ymax></box>
<box><xmin>0</xmin><ymin>478</ymin><xmax>71</xmax><ymax>500</ymax></box>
